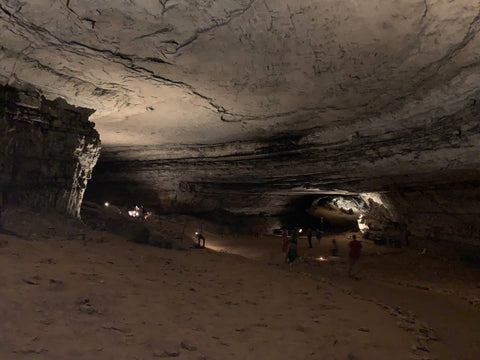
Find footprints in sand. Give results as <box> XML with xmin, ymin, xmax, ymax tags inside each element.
<box><xmin>77</xmin><ymin>297</ymin><xmax>101</xmax><ymax>315</ymax></box>
<box><xmin>0</xmin><ymin>233</ymin><xmax>440</xmax><ymax>360</ymax></box>
<box><xmin>151</xmin><ymin>341</ymin><xmax>199</xmax><ymax>358</ymax></box>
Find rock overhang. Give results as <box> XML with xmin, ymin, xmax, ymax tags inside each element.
<box><xmin>0</xmin><ymin>0</ymin><xmax>479</xmax><ymax>229</ymax></box>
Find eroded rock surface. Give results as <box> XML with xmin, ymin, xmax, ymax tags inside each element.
<box><xmin>0</xmin><ymin>1</ymin><xmax>479</xmax><ymax>243</ymax></box>
<box><xmin>0</xmin><ymin>85</ymin><xmax>100</xmax><ymax>217</ymax></box>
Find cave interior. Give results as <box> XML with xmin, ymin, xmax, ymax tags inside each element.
<box><xmin>0</xmin><ymin>0</ymin><xmax>479</xmax><ymax>254</ymax></box>
<box><xmin>1</xmin><ymin>2</ymin><xmax>480</xmax><ymax>359</ymax></box>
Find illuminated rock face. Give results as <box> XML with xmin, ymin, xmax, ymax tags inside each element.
<box><xmin>372</xmin><ymin>187</ymin><xmax>480</xmax><ymax>247</ymax></box>
<box><xmin>0</xmin><ymin>1</ymin><xmax>479</xmax><ymax>243</ymax></box>
<box><xmin>0</xmin><ymin>85</ymin><xmax>100</xmax><ymax>217</ymax></box>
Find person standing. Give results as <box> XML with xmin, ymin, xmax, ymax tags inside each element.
<box><xmin>348</xmin><ymin>235</ymin><xmax>362</xmax><ymax>278</ymax></box>
<box><xmin>256</xmin><ymin>225</ymin><xmax>264</xmax><ymax>238</ymax></box>
<box><xmin>306</xmin><ymin>228</ymin><xmax>313</xmax><ymax>248</ymax></box>
<box><xmin>328</xmin><ymin>239</ymin><xmax>340</xmax><ymax>272</ymax></box>
<box><xmin>195</xmin><ymin>232</ymin><xmax>206</xmax><ymax>248</ymax></box>
<box><xmin>281</xmin><ymin>229</ymin><xmax>289</xmax><ymax>253</ymax></box>
<box><xmin>286</xmin><ymin>237</ymin><xmax>298</xmax><ymax>267</ymax></box>
<box><xmin>329</xmin><ymin>238</ymin><xmax>338</xmax><ymax>257</ymax></box>
<box><xmin>286</xmin><ymin>228</ymin><xmax>299</xmax><ymax>264</ymax></box>
<box><xmin>290</xmin><ymin>228</ymin><xmax>299</xmax><ymax>243</ymax></box>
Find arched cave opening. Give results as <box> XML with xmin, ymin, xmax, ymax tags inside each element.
<box><xmin>277</xmin><ymin>194</ymin><xmax>366</xmax><ymax>235</ymax></box>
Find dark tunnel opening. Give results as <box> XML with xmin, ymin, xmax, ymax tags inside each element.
<box><xmin>277</xmin><ymin>194</ymin><xmax>364</xmax><ymax>234</ymax></box>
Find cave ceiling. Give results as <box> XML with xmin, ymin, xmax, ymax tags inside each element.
<box><xmin>1</xmin><ymin>0</ymin><xmax>479</xmax><ymax>208</ymax></box>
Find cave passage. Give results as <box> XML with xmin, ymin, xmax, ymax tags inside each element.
<box><xmin>1</xmin><ymin>1</ymin><xmax>480</xmax><ymax>357</ymax></box>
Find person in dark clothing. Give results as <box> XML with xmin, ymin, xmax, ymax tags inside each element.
<box><xmin>290</xmin><ymin>228</ymin><xmax>299</xmax><ymax>244</ymax></box>
<box><xmin>286</xmin><ymin>238</ymin><xmax>298</xmax><ymax>266</ymax></box>
<box><xmin>286</xmin><ymin>229</ymin><xmax>299</xmax><ymax>264</ymax></box>
<box><xmin>329</xmin><ymin>238</ymin><xmax>338</xmax><ymax>257</ymax></box>
<box><xmin>315</xmin><ymin>228</ymin><xmax>322</xmax><ymax>243</ymax></box>
<box><xmin>281</xmin><ymin>229</ymin><xmax>289</xmax><ymax>253</ymax></box>
<box><xmin>348</xmin><ymin>235</ymin><xmax>362</xmax><ymax>278</ymax></box>
<box><xmin>195</xmin><ymin>232</ymin><xmax>205</xmax><ymax>248</ymax></box>
<box><xmin>306</xmin><ymin>228</ymin><xmax>313</xmax><ymax>248</ymax></box>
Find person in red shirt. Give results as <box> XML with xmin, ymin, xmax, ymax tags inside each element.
<box><xmin>348</xmin><ymin>235</ymin><xmax>362</xmax><ymax>278</ymax></box>
<box><xmin>256</xmin><ymin>225</ymin><xmax>264</xmax><ymax>238</ymax></box>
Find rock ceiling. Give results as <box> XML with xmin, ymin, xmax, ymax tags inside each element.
<box><xmin>1</xmin><ymin>0</ymin><xmax>480</xmax><ymax>209</ymax></box>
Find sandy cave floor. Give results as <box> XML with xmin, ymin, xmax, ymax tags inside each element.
<box><xmin>0</xmin><ymin>209</ymin><xmax>480</xmax><ymax>360</ymax></box>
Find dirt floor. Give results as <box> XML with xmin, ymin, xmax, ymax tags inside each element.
<box><xmin>1</xmin><ymin>209</ymin><xmax>479</xmax><ymax>360</ymax></box>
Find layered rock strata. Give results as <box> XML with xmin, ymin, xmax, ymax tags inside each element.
<box><xmin>0</xmin><ymin>85</ymin><xmax>100</xmax><ymax>217</ymax></box>
<box><xmin>88</xmin><ymin>95</ymin><xmax>480</xmax><ymax>243</ymax></box>
<box><xmin>364</xmin><ymin>187</ymin><xmax>480</xmax><ymax>247</ymax></box>
<box><xmin>0</xmin><ymin>1</ymin><xmax>479</xmax><ymax>246</ymax></box>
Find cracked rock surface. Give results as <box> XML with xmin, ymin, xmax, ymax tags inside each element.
<box><xmin>0</xmin><ymin>85</ymin><xmax>100</xmax><ymax>217</ymax></box>
<box><xmin>0</xmin><ymin>1</ymin><xmax>479</xmax><ymax>242</ymax></box>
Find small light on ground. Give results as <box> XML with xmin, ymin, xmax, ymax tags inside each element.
<box><xmin>104</xmin><ymin>202</ymin><xmax>109</xmax><ymax>207</ymax></box>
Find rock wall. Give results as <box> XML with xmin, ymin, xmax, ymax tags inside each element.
<box><xmin>359</xmin><ymin>185</ymin><xmax>480</xmax><ymax>248</ymax></box>
<box><xmin>0</xmin><ymin>85</ymin><xmax>101</xmax><ymax>217</ymax></box>
<box><xmin>385</xmin><ymin>186</ymin><xmax>480</xmax><ymax>247</ymax></box>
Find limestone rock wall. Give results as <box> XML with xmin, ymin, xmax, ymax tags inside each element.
<box><xmin>0</xmin><ymin>85</ymin><xmax>101</xmax><ymax>217</ymax></box>
<box><xmin>0</xmin><ymin>0</ymin><xmax>479</xmax><ymax>247</ymax></box>
<box><xmin>358</xmin><ymin>185</ymin><xmax>480</xmax><ymax>248</ymax></box>
<box><xmin>385</xmin><ymin>186</ymin><xmax>480</xmax><ymax>247</ymax></box>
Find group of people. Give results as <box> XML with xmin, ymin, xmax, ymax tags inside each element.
<box><xmin>282</xmin><ymin>228</ymin><xmax>322</xmax><ymax>253</ymax></box>
<box><xmin>328</xmin><ymin>234</ymin><xmax>363</xmax><ymax>279</ymax></box>
<box><xmin>305</xmin><ymin>227</ymin><xmax>323</xmax><ymax>248</ymax></box>
<box><xmin>194</xmin><ymin>225</ymin><xmax>363</xmax><ymax>277</ymax></box>
<box><xmin>281</xmin><ymin>227</ymin><xmax>323</xmax><ymax>263</ymax></box>
<box><xmin>281</xmin><ymin>227</ymin><xmax>363</xmax><ymax>278</ymax></box>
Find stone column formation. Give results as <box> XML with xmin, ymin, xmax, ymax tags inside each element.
<box><xmin>0</xmin><ymin>85</ymin><xmax>101</xmax><ymax>217</ymax></box>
